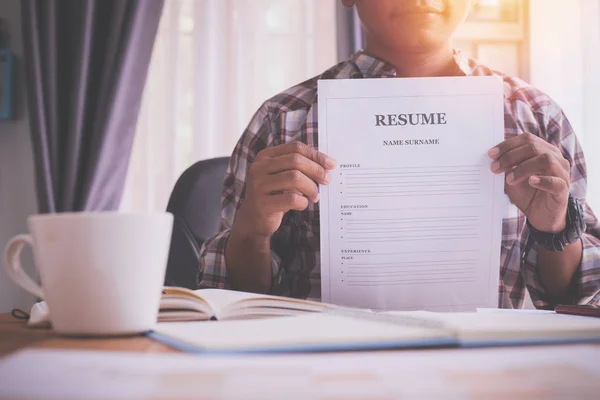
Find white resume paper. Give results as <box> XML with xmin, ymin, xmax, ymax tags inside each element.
<box><xmin>318</xmin><ymin>76</ymin><xmax>504</xmax><ymax>311</ymax></box>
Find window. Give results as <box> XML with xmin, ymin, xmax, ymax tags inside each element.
<box><xmin>121</xmin><ymin>0</ymin><xmax>337</xmax><ymax>212</ymax></box>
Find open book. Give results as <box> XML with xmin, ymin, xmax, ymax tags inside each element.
<box><xmin>151</xmin><ymin>308</ymin><xmax>600</xmax><ymax>354</ymax></box>
<box><xmin>158</xmin><ymin>287</ymin><xmax>333</xmax><ymax>322</ymax></box>
<box><xmin>26</xmin><ymin>287</ymin><xmax>333</xmax><ymax>328</ymax></box>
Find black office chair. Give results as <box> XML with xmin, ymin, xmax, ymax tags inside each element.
<box><xmin>164</xmin><ymin>157</ymin><xmax>230</xmax><ymax>289</ymax></box>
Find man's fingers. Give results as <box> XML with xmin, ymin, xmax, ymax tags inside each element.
<box><xmin>490</xmin><ymin>141</ymin><xmax>562</xmax><ymax>174</ymax></box>
<box><xmin>267</xmin><ymin>192</ymin><xmax>310</xmax><ymax>212</ymax></box>
<box><xmin>506</xmin><ymin>153</ymin><xmax>570</xmax><ymax>186</ymax></box>
<box><xmin>263</xmin><ymin>170</ymin><xmax>320</xmax><ymax>203</ymax></box>
<box><xmin>260</xmin><ymin>141</ymin><xmax>336</xmax><ymax>170</ymax></box>
<box><xmin>529</xmin><ymin>175</ymin><xmax>569</xmax><ymax>199</ymax></box>
<box><xmin>488</xmin><ymin>132</ymin><xmax>559</xmax><ymax>160</ymax></box>
<box><xmin>266</xmin><ymin>153</ymin><xmax>331</xmax><ymax>185</ymax></box>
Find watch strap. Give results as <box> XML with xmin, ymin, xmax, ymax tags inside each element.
<box><xmin>526</xmin><ymin>195</ymin><xmax>586</xmax><ymax>252</ymax></box>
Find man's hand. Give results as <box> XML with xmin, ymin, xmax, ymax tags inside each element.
<box><xmin>234</xmin><ymin>141</ymin><xmax>336</xmax><ymax>238</ymax></box>
<box><xmin>489</xmin><ymin>132</ymin><xmax>571</xmax><ymax>233</ymax></box>
<box><xmin>225</xmin><ymin>141</ymin><xmax>335</xmax><ymax>293</ymax></box>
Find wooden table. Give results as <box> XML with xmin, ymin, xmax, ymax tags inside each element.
<box><xmin>2</xmin><ymin>312</ymin><xmax>600</xmax><ymax>399</ymax></box>
<box><xmin>0</xmin><ymin>313</ymin><xmax>175</xmax><ymax>356</ymax></box>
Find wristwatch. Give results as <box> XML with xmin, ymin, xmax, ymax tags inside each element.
<box><xmin>526</xmin><ymin>195</ymin><xmax>586</xmax><ymax>252</ymax></box>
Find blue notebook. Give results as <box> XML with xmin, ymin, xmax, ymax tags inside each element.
<box><xmin>148</xmin><ymin>310</ymin><xmax>600</xmax><ymax>355</ymax></box>
<box><xmin>149</xmin><ymin>312</ymin><xmax>458</xmax><ymax>354</ymax></box>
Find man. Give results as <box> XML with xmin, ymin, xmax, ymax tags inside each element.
<box><xmin>198</xmin><ymin>0</ymin><xmax>600</xmax><ymax>309</ymax></box>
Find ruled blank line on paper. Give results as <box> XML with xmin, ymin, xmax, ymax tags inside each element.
<box><xmin>346</xmin><ymin>268</ymin><xmax>476</xmax><ymax>277</ymax></box>
<box><xmin>344</xmin><ymin>217</ymin><xmax>479</xmax><ymax>222</ymax></box>
<box><xmin>345</xmin><ymin>206</ymin><xmax>483</xmax><ymax>211</ymax></box>
<box><xmin>346</xmin><ymin>165</ymin><xmax>483</xmax><ymax>171</ymax></box>
<box><xmin>345</xmin><ymin>189</ymin><xmax>480</xmax><ymax>195</ymax></box>
<box><xmin>345</xmin><ymin>236</ymin><xmax>478</xmax><ymax>243</ymax></box>
<box><xmin>344</xmin><ymin>249</ymin><xmax>479</xmax><ymax>256</ymax></box>
<box><xmin>344</xmin><ymin>259</ymin><xmax>477</xmax><ymax>267</ymax></box>
<box><xmin>346</xmin><ymin>278</ymin><xmax>476</xmax><ymax>286</ymax></box>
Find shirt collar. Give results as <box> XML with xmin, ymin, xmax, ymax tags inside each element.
<box><xmin>348</xmin><ymin>49</ymin><xmax>475</xmax><ymax>78</ymax></box>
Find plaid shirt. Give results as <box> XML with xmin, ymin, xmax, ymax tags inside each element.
<box><xmin>198</xmin><ymin>51</ymin><xmax>600</xmax><ymax>308</ymax></box>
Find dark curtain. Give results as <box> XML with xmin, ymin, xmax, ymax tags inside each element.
<box><xmin>21</xmin><ymin>0</ymin><xmax>164</xmax><ymax>213</ymax></box>
<box><xmin>336</xmin><ymin>3</ymin><xmax>364</xmax><ymax>62</ymax></box>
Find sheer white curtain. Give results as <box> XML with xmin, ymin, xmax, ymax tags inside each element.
<box><xmin>581</xmin><ymin>0</ymin><xmax>600</xmax><ymax>213</ymax></box>
<box><xmin>529</xmin><ymin>0</ymin><xmax>600</xmax><ymax>213</ymax></box>
<box><xmin>121</xmin><ymin>0</ymin><xmax>337</xmax><ymax>212</ymax></box>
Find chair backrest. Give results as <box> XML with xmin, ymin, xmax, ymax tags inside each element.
<box><xmin>164</xmin><ymin>156</ymin><xmax>230</xmax><ymax>289</ymax></box>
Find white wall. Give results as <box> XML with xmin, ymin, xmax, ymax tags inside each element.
<box><xmin>529</xmin><ymin>0</ymin><xmax>600</xmax><ymax>212</ymax></box>
<box><xmin>0</xmin><ymin>0</ymin><xmax>39</xmax><ymax>313</ymax></box>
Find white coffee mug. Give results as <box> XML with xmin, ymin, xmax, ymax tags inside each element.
<box><xmin>3</xmin><ymin>212</ymin><xmax>173</xmax><ymax>336</ymax></box>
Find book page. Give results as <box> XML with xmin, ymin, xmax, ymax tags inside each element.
<box><xmin>195</xmin><ymin>289</ymin><xmax>330</xmax><ymax>319</ymax></box>
<box><xmin>194</xmin><ymin>289</ymin><xmax>265</xmax><ymax>317</ymax></box>
<box><xmin>318</xmin><ymin>76</ymin><xmax>504</xmax><ymax>311</ymax></box>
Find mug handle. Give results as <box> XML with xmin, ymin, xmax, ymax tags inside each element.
<box><xmin>4</xmin><ymin>234</ymin><xmax>45</xmax><ymax>299</ymax></box>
